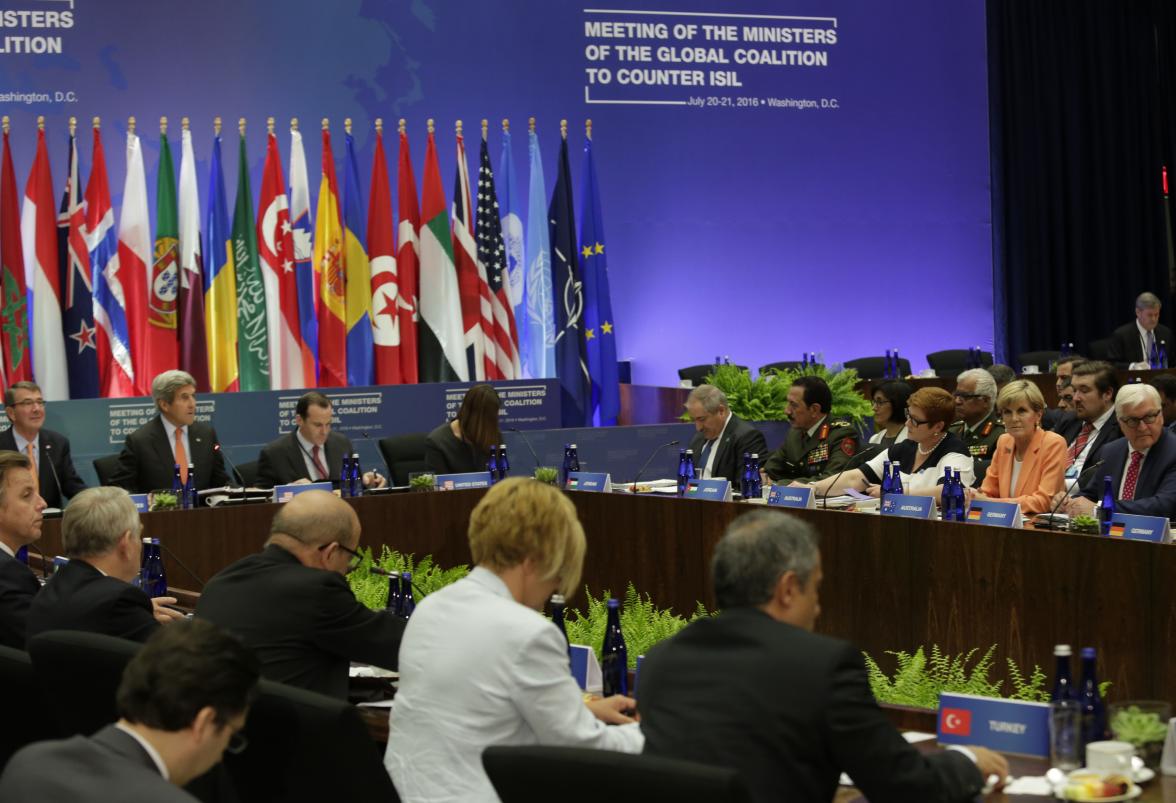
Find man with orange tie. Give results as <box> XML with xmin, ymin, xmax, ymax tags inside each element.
<box><xmin>110</xmin><ymin>370</ymin><xmax>230</xmax><ymax>495</ymax></box>
<box><xmin>0</xmin><ymin>381</ymin><xmax>87</xmax><ymax>509</ymax></box>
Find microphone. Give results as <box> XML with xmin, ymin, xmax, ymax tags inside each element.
<box><xmin>156</xmin><ymin>538</ymin><xmax>206</xmax><ymax>589</ymax></box>
<box><xmin>820</xmin><ymin>458</ymin><xmax>858</xmax><ymax>510</ymax></box>
<box><xmin>41</xmin><ymin>441</ymin><xmax>65</xmax><ymax>507</ymax></box>
<box><xmin>1044</xmin><ymin>459</ymin><xmax>1104</xmax><ymax>530</ymax></box>
<box><xmin>507</xmin><ymin>427</ymin><xmax>542</xmax><ymax>470</ymax></box>
<box><xmin>629</xmin><ymin>440</ymin><xmax>680</xmax><ymax>494</ymax></box>
<box><xmin>212</xmin><ymin>443</ymin><xmax>246</xmax><ymax>501</ymax></box>
<box><xmin>358</xmin><ymin>431</ymin><xmax>386</xmax><ymax>489</ymax></box>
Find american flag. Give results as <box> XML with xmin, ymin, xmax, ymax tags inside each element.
<box><xmin>475</xmin><ymin>135</ymin><xmax>520</xmax><ymax>379</ymax></box>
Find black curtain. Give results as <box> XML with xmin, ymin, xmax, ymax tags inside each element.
<box><xmin>988</xmin><ymin>0</ymin><xmax>1176</xmax><ymax>364</ymax></box>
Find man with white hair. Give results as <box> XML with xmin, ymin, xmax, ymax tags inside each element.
<box><xmin>947</xmin><ymin>368</ymin><xmax>1003</xmax><ymax>483</ymax></box>
<box><xmin>1107</xmin><ymin>291</ymin><xmax>1174</xmax><ymax>368</ymax></box>
<box><xmin>26</xmin><ymin>486</ymin><xmax>184</xmax><ymax>644</ymax></box>
<box><xmin>1062</xmin><ymin>383</ymin><xmax>1176</xmax><ymax>519</ymax></box>
<box><xmin>110</xmin><ymin>370</ymin><xmax>230</xmax><ymax>494</ymax></box>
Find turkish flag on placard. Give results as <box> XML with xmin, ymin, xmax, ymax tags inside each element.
<box><xmin>940</xmin><ymin>707</ymin><xmax>972</xmax><ymax>737</ymax></box>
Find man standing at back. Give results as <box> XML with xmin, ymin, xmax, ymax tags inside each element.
<box><xmin>109</xmin><ymin>370</ymin><xmax>230</xmax><ymax>494</ymax></box>
<box><xmin>684</xmin><ymin>385</ymin><xmax>767</xmax><ymax>483</ymax></box>
<box><xmin>1106</xmin><ymin>292</ymin><xmax>1173</xmax><ymax>367</ymax></box>
<box><xmin>0</xmin><ymin>381</ymin><xmax>86</xmax><ymax>509</ymax></box>
<box><xmin>0</xmin><ymin>451</ymin><xmax>47</xmax><ymax>649</ymax></box>
<box><xmin>196</xmin><ymin>490</ymin><xmax>404</xmax><ymax>699</ymax></box>
<box><xmin>638</xmin><ymin>510</ymin><xmax>1007</xmax><ymax>803</ymax></box>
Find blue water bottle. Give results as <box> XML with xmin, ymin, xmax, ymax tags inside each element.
<box><xmin>683</xmin><ymin>449</ymin><xmax>695</xmax><ymax>485</ymax></box>
<box><xmin>1162</xmin><ymin>341</ymin><xmax>1170</xmax><ymax>369</ymax></box>
<box><xmin>349</xmin><ymin>453</ymin><xmax>362</xmax><ymax>497</ymax></box>
<box><xmin>172</xmin><ymin>463</ymin><xmax>183</xmax><ymax>499</ymax></box>
<box><xmin>884</xmin><ymin>349</ymin><xmax>893</xmax><ymax>379</ymax></box>
<box><xmin>940</xmin><ymin>467</ymin><xmax>955</xmax><ymax>520</ymax></box>
<box><xmin>183</xmin><ymin>463</ymin><xmax>196</xmax><ymax>510</ymax></box>
<box><xmin>892</xmin><ymin>349</ymin><xmax>901</xmax><ymax>377</ymax></box>
<box><xmin>550</xmin><ymin>593</ymin><xmax>571</xmax><ymax>662</ymax></box>
<box><xmin>740</xmin><ymin>452</ymin><xmax>751</xmax><ymax>498</ymax></box>
<box><xmin>487</xmin><ymin>445</ymin><xmax>500</xmax><ymax>484</ymax></box>
<box><xmin>952</xmin><ymin>468</ymin><xmax>966</xmax><ymax>521</ymax></box>
<box><xmin>398</xmin><ymin>571</ymin><xmax>416</xmax><ymax>620</ymax></box>
<box><xmin>601</xmin><ymin>597</ymin><xmax>628</xmax><ymax>697</ymax></box>
<box><xmin>561</xmin><ymin>445</ymin><xmax>572</xmax><ymax>487</ymax></box>
<box><xmin>1079</xmin><ymin>647</ymin><xmax>1107</xmax><ymax>745</ymax></box>
<box><xmin>340</xmin><ymin>455</ymin><xmax>352</xmax><ymax>498</ymax></box>
<box><xmin>385</xmin><ymin>572</ymin><xmax>402</xmax><ymax>614</ymax></box>
<box><xmin>568</xmin><ymin>444</ymin><xmax>581</xmax><ymax>473</ymax></box>
<box><xmin>1052</xmin><ymin>644</ymin><xmax>1074</xmax><ymax>701</ymax></box>
<box><xmin>497</xmin><ymin>444</ymin><xmax>510</xmax><ymax>480</ymax></box>
<box><xmin>1097</xmin><ymin>475</ymin><xmax>1114</xmax><ymax>535</ymax></box>
<box><xmin>675</xmin><ymin>450</ymin><xmax>687</xmax><ymax>496</ymax></box>
<box><xmin>880</xmin><ymin>461</ymin><xmax>893</xmax><ymax>497</ymax></box>
<box><xmin>747</xmin><ymin>453</ymin><xmax>761</xmax><ymax>499</ymax></box>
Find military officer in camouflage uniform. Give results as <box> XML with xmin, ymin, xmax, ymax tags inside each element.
<box><xmin>948</xmin><ymin>368</ymin><xmax>1004</xmax><ymax>484</ymax></box>
<box><xmin>762</xmin><ymin>376</ymin><xmax>860</xmax><ymax>483</ymax></box>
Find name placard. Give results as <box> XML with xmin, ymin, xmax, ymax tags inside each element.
<box><xmin>568</xmin><ymin>644</ymin><xmax>603</xmax><ymax>693</ymax></box>
<box><xmin>880</xmin><ymin>494</ymin><xmax>934</xmax><ymax>519</ymax></box>
<box><xmin>565</xmin><ymin>471</ymin><xmax>612</xmax><ymax>493</ymax></box>
<box><xmin>1108</xmin><ymin>513</ymin><xmax>1172</xmax><ymax>544</ymax></box>
<box><xmin>128</xmin><ymin>493</ymin><xmax>150</xmax><ymax>512</ymax></box>
<box><xmin>274</xmin><ymin>481</ymin><xmax>334</xmax><ymax>503</ymax></box>
<box><xmin>685</xmin><ymin>478</ymin><xmax>733</xmax><ymax>502</ymax></box>
<box><xmin>965</xmin><ymin>500</ymin><xmax>1023</xmax><ymax>529</ymax></box>
<box><xmin>767</xmin><ymin>485</ymin><xmax>815</xmax><ymax>509</ymax></box>
<box><xmin>434</xmin><ymin>472</ymin><xmax>492</xmax><ymax>491</ymax></box>
<box><xmin>937</xmin><ymin>692</ymin><xmax>1050</xmax><ymax>758</ymax></box>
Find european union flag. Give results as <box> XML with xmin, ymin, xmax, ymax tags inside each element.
<box><xmin>579</xmin><ymin>134</ymin><xmax>620</xmax><ymax>426</ymax></box>
<box><xmin>549</xmin><ymin>130</ymin><xmax>589</xmax><ymax>427</ymax></box>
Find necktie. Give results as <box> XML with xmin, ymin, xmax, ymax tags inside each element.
<box><xmin>698</xmin><ymin>439</ymin><xmax>714</xmax><ymax>478</ymax></box>
<box><xmin>1066</xmin><ymin>422</ymin><xmax>1093</xmax><ymax>468</ymax></box>
<box><xmin>1121</xmin><ymin>451</ymin><xmax>1144</xmax><ymax>501</ymax></box>
<box><xmin>25</xmin><ymin>442</ymin><xmax>38</xmax><ymax>494</ymax></box>
<box><xmin>174</xmin><ymin>428</ymin><xmax>189</xmax><ymax>484</ymax></box>
<box><xmin>1146</xmin><ymin>330</ymin><xmax>1156</xmax><ymax>361</ymax></box>
<box><xmin>311</xmin><ymin>445</ymin><xmax>328</xmax><ymax>480</ymax></box>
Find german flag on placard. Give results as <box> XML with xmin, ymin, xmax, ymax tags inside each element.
<box><xmin>967</xmin><ymin>507</ymin><xmax>983</xmax><ymax>522</ymax></box>
<box><xmin>1109</xmin><ymin>522</ymin><xmax>1126</xmax><ymax>538</ymax></box>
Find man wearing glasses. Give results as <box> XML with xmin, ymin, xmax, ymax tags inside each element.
<box><xmin>196</xmin><ymin>490</ymin><xmax>404</xmax><ymax>699</ymax></box>
<box><xmin>947</xmin><ymin>369</ymin><xmax>1004</xmax><ymax>483</ymax></box>
<box><xmin>0</xmin><ymin>381</ymin><xmax>87</xmax><ymax>509</ymax></box>
<box><xmin>1062</xmin><ymin>384</ymin><xmax>1176</xmax><ymax>520</ymax></box>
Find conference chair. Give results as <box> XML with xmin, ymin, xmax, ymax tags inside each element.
<box><xmin>678</xmin><ymin>364</ymin><xmax>749</xmax><ymax>387</ymax></box>
<box><xmin>0</xmin><ymin>644</ymin><xmax>61</xmax><ymax>770</ymax></box>
<box><xmin>1017</xmin><ymin>350</ymin><xmax>1062</xmax><ymax>373</ymax></box>
<box><xmin>483</xmin><ymin>745</ymin><xmax>750</xmax><ymax>803</ymax></box>
<box><xmin>223</xmin><ymin>678</ymin><xmax>400</xmax><ymax>803</ymax></box>
<box><xmin>843</xmin><ymin>356</ymin><xmax>912</xmax><ymax>380</ymax></box>
<box><xmin>27</xmin><ymin>630</ymin><xmax>140</xmax><ymax>737</ymax></box>
<box><xmin>1088</xmin><ymin>338</ymin><xmax>1113</xmax><ymax>361</ymax></box>
<box><xmin>379</xmin><ymin>433</ymin><xmax>430</xmax><ymax>486</ymax></box>
<box><xmin>93</xmin><ymin>453</ymin><xmax>121</xmax><ymax>486</ymax></box>
<box><xmin>925</xmin><ymin>349</ymin><xmax>993</xmax><ymax>380</ymax></box>
<box><xmin>232</xmin><ymin>460</ymin><xmax>261</xmax><ymax>487</ymax></box>
<box><xmin>758</xmin><ymin>360</ymin><xmax>815</xmax><ymax>376</ymax></box>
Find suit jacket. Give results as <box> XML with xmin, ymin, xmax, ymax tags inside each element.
<box><xmin>109</xmin><ymin>416</ymin><xmax>229</xmax><ymax>493</ymax></box>
<box><xmin>1106</xmin><ymin>321</ymin><xmax>1175</xmax><ymax>367</ymax></box>
<box><xmin>979</xmin><ymin>429</ymin><xmax>1069</xmax><ymax>514</ymax></box>
<box><xmin>0</xmin><ymin>723</ymin><xmax>196</xmax><ymax>802</ymax></box>
<box><xmin>26</xmin><ymin>558</ymin><xmax>158</xmax><ymax>645</ymax></box>
<box><xmin>638</xmin><ymin>608</ymin><xmax>983</xmax><ymax>803</ymax></box>
<box><xmin>763</xmin><ymin>417</ymin><xmax>861</xmax><ymax>482</ymax></box>
<box><xmin>0</xmin><ymin>427</ymin><xmax>86</xmax><ymax>509</ymax></box>
<box><xmin>686</xmin><ymin>413</ymin><xmax>768</xmax><ymax>483</ymax></box>
<box><xmin>0</xmin><ymin>549</ymin><xmax>40</xmax><ymax>649</ymax></box>
<box><xmin>423</xmin><ymin>422</ymin><xmax>490</xmax><ymax>476</ymax></box>
<box><xmin>1055</xmin><ymin>411</ymin><xmax>1123</xmax><ymax>475</ymax></box>
<box><xmin>256</xmin><ymin>430</ymin><xmax>355</xmax><ymax>488</ymax></box>
<box><xmin>196</xmin><ymin>544</ymin><xmax>405</xmax><ymax>699</ymax></box>
<box><xmin>1078</xmin><ymin>429</ymin><xmax>1176</xmax><ymax>518</ymax></box>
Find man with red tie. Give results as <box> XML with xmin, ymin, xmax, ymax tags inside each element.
<box><xmin>1054</xmin><ymin>360</ymin><xmax>1123</xmax><ymax>494</ymax></box>
<box><xmin>109</xmin><ymin>370</ymin><xmax>231</xmax><ymax>494</ymax></box>
<box><xmin>255</xmin><ymin>391</ymin><xmax>385</xmax><ymax>489</ymax></box>
<box><xmin>1062</xmin><ymin>384</ymin><xmax>1176</xmax><ymax>520</ymax></box>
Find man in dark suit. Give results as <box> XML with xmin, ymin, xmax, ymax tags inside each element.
<box><xmin>196</xmin><ymin>489</ymin><xmax>404</xmax><ymax>699</ymax></box>
<box><xmin>255</xmin><ymin>391</ymin><xmax>385</xmax><ymax>489</ymax></box>
<box><xmin>27</xmin><ymin>486</ymin><xmax>183</xmax><ymax>645</ymax></box>
<box><xmin>0</xmin><ymin>381</ymin><xmax>87</xmax><ymax>509</ymax></box>
<box><xmin>0</xmin><ymin>451</ymin><xmax>47</xmax><ymax>649</ymax></box>
<box><xmin>0</xmin><ymin>618</ymin><xmax>259</xmax><ymax>801</ymax></box>
<box><xmin>109</xmin><ymin>370</ymin><xmax>230</xmax><ymax>494</ymax></box>
<box><xmin>1054</xmin><ymin>360</ymin><xmax>1123</xmax><ymax>493</ymax></box>
<box><xmin>762</xmin><ymin>376</ymin><xmax>859</xmax><ymax>483</ymax></box>
<box><xmin>1106</xmin><ymin>291</ymin><xmax>1174</xmax><ymax>367</ymax></box>
<box><xmin>1063</xmin><ymin>384</ymin><xmax>1176</xmax><ymax>520</ymax></box>
<box><xmin>638</xmin><ymin>510</ymin><xmax>1007</xmax><ymax>803</ymax></box>
<box><xmin>684</xmin><ymin>384</ymin><xmax>767</xmax><ymax>484</ymax></box>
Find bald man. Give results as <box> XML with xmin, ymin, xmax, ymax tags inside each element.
<box><xmin>195</xmin><ymin>491</ymin><xmax>405</xmax><ymax>699</ymax></box>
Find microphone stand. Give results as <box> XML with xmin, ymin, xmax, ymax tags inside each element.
<box><xmin>630</xmin><ymin>440</ymin><xmax>680</xmax><ymax>494</ymax></box>
<box><xmin>508</xmin><ymin>427</ymin><xmax>543</xmax><ymax>472</ymax></box>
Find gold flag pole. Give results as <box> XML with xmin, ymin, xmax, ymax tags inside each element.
<box><xmin>213</xmin><ymin>117</ymin><xmax>222</xmax><ymax>137</ymax></box>
<box><xmin>291</xmin><ymin>117</ymin><xmax>299</xmax><ymax>132</ymax></box>
<box><xmin>427</xmin><ymin>118</ymin><xmax>434</xmax><ymax>135</ymax></box>
<box><xmin>159</xmin><ymin>116</ymin><xmax>167</xmax><ymax>136</ymax></box>
<box><xmin>266</xmin><ymin>117</ymin><xmax>274</xmax><ymax>136</ymax></box>
<box><xmin>181</xmin><ymin>116</ymin><xmax>189</xmax><ymax>133</ymax></box>
<box><xmin>1</xmin><ymin>117</ymin><xmax>9</xmax><ymax>135</ymax></box>
<box><xmin>481</xmin><ymin>118</ymin><xmax>488</xmax><ymax>142</ymax></box>
<box><xmin>559</xmin><ymin>118</ymin><xmax>567</xmax><ymax>140</ymax></box>
<box><xmin>528</xmin><ymin>116</ymin><xmax>535</xmax><ymax>135</ymax></box>
<box><xmin>37</xmin><ymin>115</ymin><xmax>45</xmax><ymax>132</ymax></box>
<box><xmin>375</xmin><ymin>118</ymin><xmax>383</xmax><ymax>136</ymax></box>
<box><xmin>502</xmin><ymin>118</ymin><xmax>510</xmax><ymax>134</ymax></box>
<box><xmin>127</xmin><ymin>116</ymin><xmax>136</xmax><ymax>136</ymax></box>
<box><xmin>586</xmin><ymin>118</ymin><xmax>592</xmax><ymax>141</ymax></box>
<box><xmin>344</xmin><ymin>118</ymin><xmax>352</xmax><ymax>136</ymax></box>
<box><xmin>455</xmin><ymin>119</ymin><xmax>463</xmax><ymax>138</ymax></box>
<box><xmin>238</xmin><ymin>117</ymin><xmax>246</xmax><ymax>137</ymax></box>
<box><xmin>321</xmin><ymin>117</ymin><xmax>329</xmax><ymax>132</ymax></box>
<box><xmin>69</xmin><ymin>116</ymin><xmax>77</xmax><ymax>137</ymax></box>
<box><xmin>398</xmin><ymin>118</ymin><xmax>406</xmax><ymax>136</ymax></box>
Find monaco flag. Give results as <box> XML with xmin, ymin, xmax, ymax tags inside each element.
<box><xmin>258</xmin><ymin>128</ymin><xmax>304</xmax><ymax>390</ymax></box>
<box><xmin>368</xmin><ymin>121</ymin><xmax>400</xmax><ymax>384</ymax></box>
<box><xmin>21</xmin><ymin>123</ymin><xmax>68</xmax><ymax>399</ymax></box>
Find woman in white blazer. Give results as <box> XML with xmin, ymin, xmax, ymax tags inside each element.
<box><xmin>385</xmin><ymin>478</ymin><xmax>643</xmax><ymax>803</ymax></box>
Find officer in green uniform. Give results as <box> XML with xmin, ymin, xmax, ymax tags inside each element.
<box><xmin>948</xmin><ymin>368</ymin><xmax>1004</xmax><ymax>484</ymax></box>
<box><xmin>762</xmin><ymin>376</ymin><xmax>860</xmax><ymax>482</ymax></box>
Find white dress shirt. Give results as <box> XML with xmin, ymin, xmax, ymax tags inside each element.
<box><xmin>11</xmin><ymin>430</ymin><xmax>38</xmax><ymax>475</ymax></box>
<box><xmin>385</xmin><ymin>567</ymin><xmax>643</xmax><ymax>803</ymax></box>
<box><xmin>699</xmin><ymin>412</ymin><xmax>733</xmax><ymax>479</ymax></box>
<box><xmin>296</xmin><ymin>431</ymin><xmax>328</xmax><ymax>481</ymax></box>
<box><xmin>1068</xmin><ymin>406</ymin><xmax>1115</xmax><ymax>482</ymax></box>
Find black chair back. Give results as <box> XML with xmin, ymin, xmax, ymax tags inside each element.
<box><xmin>1088</xmin><ymin>338</ymin><xmax>1113</xmax><ymax>361</ymax></box>
<box><xmin>758</xmin><ymin>361</ymin><xmax>815</xmax><ymax>376</ymax></box>
<box><xmin>378</xmin><ymin>433</ymin><xmax>430</xmax><ymax>486</ymax></box>
<box><xmin>925</xmin><ymin>349</ymin><xmax>993</xmax><ymax>380</ymax></box>
<box><xmin>843</xmin><ymin>356</ymin><xmax>912</xmax><ymax>380</ymax></box>
<box><xmin>26</xmin><ymin>630</ymin><xmax>141</xmax><ymax>737</ymax></box>
<box><xmin>93</xmin><ymin>454</ymin><xmax>121</xmax><ymax>487</ymax></box>
<box><xmin>677</xmin><ymin>364</ymin><xmax>749</xmax><ymax>387</ymax></box>
<box><xmin>233</xmin><ymin>460</ymin><xmax>261</xmax><ymax>487</ymax></box>
<box><xmin>483</xmin><ymin>745</ymin><xmax>749</xmax><ymax>803</ymax></box>
<box><xmin>1017</xmin><ymin>350</ymin><xmax>1062</xmax><ymax>373</ymax></box>
<box><xmin>0</xmin><ymin>645</ymin><xmax>61</xmax><ymax>770</ymax></box>
<box><xmin>223</xmin><ymin>679</ymin><xmax>399</xmax><ymax>803</ymax></box>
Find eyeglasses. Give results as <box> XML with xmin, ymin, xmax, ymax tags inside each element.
<box><xmin>1118</xmin><ymin>410</ymin><xmax>1161</xmax><ymax>429</ymax></box>
<box><xmin>870</xmin><ymin>398</ymin><xmax>890</xmax><ymax>408</ymax></box>
<box><xmin>226</xmin><ymin>731</ymin><xmax>249</xmax><ymax>755</ymax></box>
<box><xmin>905</xmin><ymin>410</ymin><xmax>931</xmax><ymax>427</ymax></box>
<box><xmin>952</xmin><ymin>393</ymin><xmax>984</xmax><ymax>402</ymax></box>
<box><xmin>319</xmin><ymin>542</ymin><xmax>363</xmax><ymax>572</ymax></box>
<box><xmin>10</xmin><ymin>399</ymin><xmax>45</xmax><ymax>409</ymax></box>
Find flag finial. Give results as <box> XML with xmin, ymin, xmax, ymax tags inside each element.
<box><xmin>181</xmin><ymin>116</ymin><xmax>189</xmax><ymax>132</ymax></box>
<box><xmin>528</xmin><ymin>117</ymin><xmax>536</xmax><ymax>134</ymax></box>
<box><xmin>266</xmin><ymin>117</ymin><xmax>274</xmax><ymax>134</ymax></box>
<box><xmin>375</xmin><ymin>118</ymin><xmax>383</xmax><ymax>134</ymax></box>
<box><xmin>481</xmin><ymin>119</ymin><xmax>488</xmax><ymax>140</ymax></box>
<box><xmin>2</xmin><ymin>117</ymin><xmax>8</xmax><ymax>135</ymax></box>
<box><xmin>321</xmin><ymin>118</ymin><xmax>329</xmax><ymax>131</ymax></box>
<box><xmin>92</xmin><ymin>116</ymin><xmax>101</xmax><ymax>130</ymax></box>
<box><xmin>560</xmin><ymin>119</ymin><xmax>567</xmax><ymax>139</ymax></box>
<box><xmin>345</xmin><ymin>118</ymin><xmax>352</xmax><ymax>135</ymax></box>
<box><xmin>127</xmin><ymin>116</ymin><xmax>136</xmax><ymax>135</ymax></box>
<box><xmin>585</xmin><ymin>119</ymin><xmax>592</xmax><ymax>140</ymax></box>
<box><xmin>455</xmin><ymin>119</ymin><xmax>463</xmax><ymax>137</ymax></box>
<box><xmin>214</xmin><ymin>117</ymin><xmax>222</xmax><ymax>136</ymax></box>
<box><xmin>291</xmin><ymin>117</ymin><xmax>299</xmax><ymax>131</ymax></box>
<box><xmin>502</xmin><ymin>118</ymin><xmax>510</xmax><ymax>133</ymax></box>
<box><xmin>427</xmin><ymin>118</ymin><xmax>434</xmax><ymax>134</ymax></box>
<box><xmin>37</xmin><ymin>115</ymin><xmax>45</xmax><ymax>131</ymax></box>
<box><xmin>69</xmin><ymin>116</ymin><xmax>77</xmax><ymax>136</ymax></box>
<box><xmin>160</xmin><ymin>116</ymin><xmax>167</xmax><ymax>135</ymax></box>
<box><xmin>238</xmin><ymin>117</ymin><xmax>246</xmax><ymax>136</ymax></box>
<box><xmin>398</xmin><ymin>118</ymin><xmax>406</xmax><ymax>134</ymax></box>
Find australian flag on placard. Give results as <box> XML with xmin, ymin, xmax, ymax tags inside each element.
<box><xmin>549</xmin><ymin>133</ymin><xmax>590</xmax><ymax>427</ymax></box>
<box><xmin>579</xmin><ymin>135</ymin><xmax>619</xmax><ymax>426</ymax></box>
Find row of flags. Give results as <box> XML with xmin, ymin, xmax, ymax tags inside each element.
<box><xmin>0</xmin><ymin>114</ymin><xmax>619</xmax><ymax>426</ymax></box>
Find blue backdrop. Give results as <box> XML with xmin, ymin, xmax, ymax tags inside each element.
<box><xmin>0</xmin><ymin>0</ymin><xmax>992</xmax><ymax>383</ymax></box>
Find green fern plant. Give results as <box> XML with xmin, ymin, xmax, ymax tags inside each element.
<box><xmin>863</xmin><ymin>644</ymin><xmax>1049</xmax><ymax>709</ymax></box>
<box><xmin>349</xmin><ymin>546</ymin><xmax>469</xmax><ymax>610</ymax></box>
<box><xmin>690</xmin><ymin>363</ymin><xmax>872</xmax><ymax>427</ymax></box>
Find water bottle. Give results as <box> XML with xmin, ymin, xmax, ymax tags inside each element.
<box><xmin>675</xmin><ymin>450</ymin><xmax>687</xmax><ymax>496</ymax></box>
<box><xmin>350</xmin><ymin>453</ymin><xmax>361</xmax><ymax>497</ymax></box>
<box><xmin>497</xmin><ymin>445</ymin><xmax>510</xmax><ymax>480</ymax></box>
<box><xmin>683</xmin><ymin>449</ymin><xmax>696</xmax><ymax>486</ymax></box>
<box><xmin>568</xmin><ymin>445</ymin><xmax>581</xmax><ymax>473</ymax></box>
<box><xmin>172</xmin><ymin>463</ymin><xmax>183</xmax><ymax>498</ymax></box>
<box><xmin>1052</xmin><ymin>644</ymin><xmax>1074</xmax><ymax>701</ymax></box>
<box><xmin>487</xmin><ymin>445</ymin><xmax>499</xmax><ymax>484</ymax></box>
<box><xmin>340</xmin><ymin>455</ymin><xmax>352</xmax><ymax>498</ymax></box>
<box><xmin>1060</xmin><ymin>341</ymin><xmax>1070</xmax><ymax>358</ymax></box>
<box><xmin>748</xmin><ymin>453</ymin><xmax>761</xmax><ymax>499</ymax></box>
<box><xmin>893</xmin><ymin>349</ymin><xmax>901</xmax><ymax>377</ymax></box>
<box><xmin>15</xmin><ymin>545</ymin><xmax>28</xmax><ymax>564</ymax></box>
<box><xmin>1079</xmin><ymin>647</ymin><xmax>1107</xmax><ymax>745</ymax></box>
<box><xmin>1098</xmin><ymin>475</ymin><xmax>1115</xmax><ymax>535</ymax></box>
<box><xmin>801</xmin><ymin>352</ymin><xmax>809</xmax><ymax>368</ymax></box>
<box><xmin>601</xmin><ymin>597</ymin><xmax>628</xmax><ymax>697</ymax></box>
<box><xmin>51</xmin><ymin>555</ymin><xmax>69</xmax><ymax>575</ymax></box>
<box><xmin>952</xmin><ymin>468</ymin><xmax>966</xmax><ymax>521</ymax></box>
<box><xmin>940</xmin><ymin>467</ymin><xmax>955</xmax><ymax>520</ymax></box>
<box><xmin>385</xmin><ymin>572</ymin><xmax>402</xmax><ymax>614</ymax></box>
<box><xmin>891</xmin><ymin>463</ymin><xmax>904</xmax><ymax>495</ymax></box>
<box><xmin>398</xmin><ymin>571</ymin><xmax>416</xmax><ymax>620</ymax></box>
<box><xmin>184</xmin><ymin>463</ymin><xmax>196</xmax><ymax>510</ymax></box>
<box><xmin>880</xmin><ymin>460</ymin><xmax>893</xmax><ymax>497</ymax></box>
<box><xmin>884</xmin><ymin>349</ymin><xmax>893</xmax><ymax>380</ymax></box>
<box><xmin>1162</xmin><ymin>341</ymin><xmax>1170</xmax><ymax>369</ymax></box>
<box><xmin>740</xmin><ymin>451</ymin><xmax>751</xmax><ymax>498</ymax></box>
<box><xmin>562</xmin><ymin>445</ymin><xmax>573</xmax><ymax>487</ymax></box>
<box><xmin>550</xmin><ymin>593</ymin><xmax>571</xmax><ymax>660</ymax></box>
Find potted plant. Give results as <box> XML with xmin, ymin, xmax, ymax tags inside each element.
<box><xmin>1068</xmin><ymin>514</ymin><xmax>1101</xmax><ymax>535</ymax></box>
<box><xmin>534</xmin><ymin>467</ymin><xmax>559</xmax><ymax>486</ymax></box>
<box><xmin>150</xmin><ymin>491</ymin><xmax>179</xmax><ymax>512</ymax></box>
<box><xmin>408</xmin><ymin>473</ymin><xmax>435</xmax><ymax>493</ymax></box>
<box><xmin>1110</xmin><ymin>702</ymin><xmax>1171</xmax><ymax>769</ymax></box>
